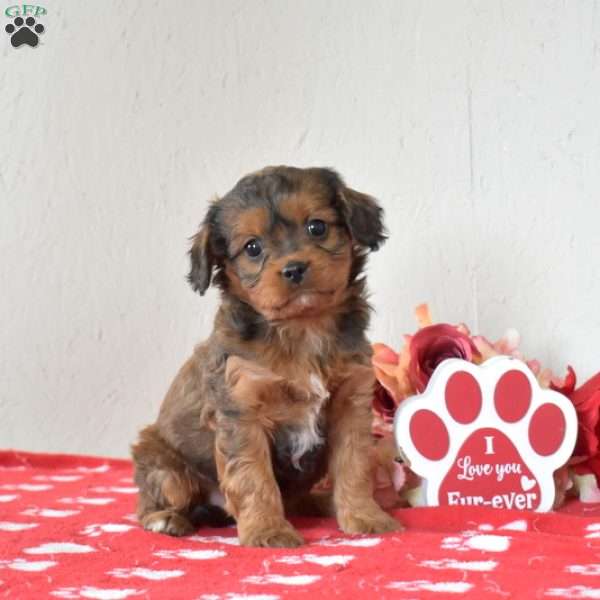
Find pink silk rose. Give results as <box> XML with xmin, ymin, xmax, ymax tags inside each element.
<box><xmin>472</xmin><ymin>330</ymin><xmax>562</xmax><ymax>389</ymax></box>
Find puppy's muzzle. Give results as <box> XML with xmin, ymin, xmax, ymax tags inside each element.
<box><xmin>281</xmin><ymin>261</ymin><xmax>309</xmax><ymax>285</ymax></box>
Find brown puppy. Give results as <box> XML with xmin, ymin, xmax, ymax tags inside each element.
<box><xmin>131</xmin><ymin>166</ymin><xmax>400</xmax><ymax>547</ymax></box>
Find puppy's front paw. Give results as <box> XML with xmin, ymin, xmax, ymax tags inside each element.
<box><xmin>141</xmin><ymin>510</ymin><xmax>195</xmax><ymax>537</ymax></box>
<box><xmin>239</xmin><ymin>519</ymin><xmax>304</xmax><ymax>548</ymax></box>
<box><xmin>338</xmin><ymin>505</ymin><xmax>402</xmax><ymax>535</ymax></box>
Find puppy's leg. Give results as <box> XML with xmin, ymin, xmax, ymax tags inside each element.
<box><xmin>215</xmin><ymin>415</ymin><xmax>303</xmax><ymax>547</ymax></box>
<box><xmin>219</xmin><ymin>356</ymin><xmax>303</xmax><ymax>547</ymax></box>
<box><xmin>328</xmin><ymin>365</ymin><xmax>402</xmax><ymax>535</ymax></box>
<box><xmin>132</xmin><ymin>425</ymin><xmax>213</xmax><ymax>536</ymax></box>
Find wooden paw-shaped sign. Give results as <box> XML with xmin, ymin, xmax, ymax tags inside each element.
<box><xmin>394</xmin><ymin>357</ymin><xmax>577</xmax><ymax>511</ymax></box>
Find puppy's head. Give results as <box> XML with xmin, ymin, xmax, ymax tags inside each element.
<box><xmin>188</xmin><ymin>166</ymin><xmax>386</xmax><ymax>321</ymax></box>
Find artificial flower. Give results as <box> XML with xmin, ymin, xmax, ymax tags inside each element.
<box><xmin>408</xmin><ymin>323</ymin><xmax>480</xmax><ymax>393</ymax></box>
<box><xmin>565</xmin><ymin>373</ymin><xmax>600</xmax><ymax>487</ymax></box>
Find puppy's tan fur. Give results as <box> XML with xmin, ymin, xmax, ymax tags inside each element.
<box><xmin>132</xmin><ymin>166</ymin><xmax>400</xmax><ymax>546</ymax></box>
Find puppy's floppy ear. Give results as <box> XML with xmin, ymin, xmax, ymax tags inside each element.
<box><xmin>189</xmin><ymin>201</ymin><xmax>222</xmax><ymax>296</ymax></box>
<box><xmin>188</xmin><ymin>223</ymin><xmax>214</xmax><ymax>295</ymax></box>
<box><xmin>338</xmin><ymin>185</ymin><xmax>387</xmax><ymax>251</ymax></box>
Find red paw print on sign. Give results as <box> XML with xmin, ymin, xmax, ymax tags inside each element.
<box><xmin>394</xmin><ymin>357</ymin><xmax>577</xmax><ymax>511</ymax></box>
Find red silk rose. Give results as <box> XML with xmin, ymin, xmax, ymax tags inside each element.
<box><xmin>562</xmin><ymin>372</ymin><xmax>600</xmax><ymax>483</ymax></box>
<box><xmin>408</xmin><ymin>324</ymin><xmax>481</xmax><ymax>393</ymax></box>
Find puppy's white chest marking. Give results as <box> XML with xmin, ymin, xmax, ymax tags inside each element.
<box><xmin>309</xmin><ymin>373</ymin><xmax>329</xmax><ymax>401</ymax></box>
<box><xmin>289</xmin><ymin>374</ymin><xmax>329</xmax><ymax>469</ymax></box>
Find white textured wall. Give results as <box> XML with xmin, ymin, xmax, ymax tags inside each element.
<box><xmin>1</xmin><ymin>1</ymin><xmax>599</xmax><ymax>457</ymax></box>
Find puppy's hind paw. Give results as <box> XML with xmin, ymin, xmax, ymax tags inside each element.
<box><xmin>338</xmin><ymin>506</ymin><xmax>402</xmax><ymax>535</ymax></box>
<box><xmin>141</xmin><ymin>510</ymin><xmax>195</xmax><ymax>537</ymax></box>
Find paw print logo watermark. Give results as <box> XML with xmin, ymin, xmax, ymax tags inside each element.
<box><xmin>395</xmin><ymin>356</ymin><xmax>577</xmax><ymax>511</ymax></box>
<box><xmin>4</xmin><ymin>4</ymin><xmax>46</xmax><ymax>48</ymax></box>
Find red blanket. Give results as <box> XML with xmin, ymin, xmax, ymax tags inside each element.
<box><xmin>1</xmin><ymin>450</ymin><xmax>599</xmax><ymax>599</ymax></box>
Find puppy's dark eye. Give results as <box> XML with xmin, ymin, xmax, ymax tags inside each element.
<box><xmin>307</xmin><ymin>219</ymin><xmax>328</xmax><ymax>238</ymax></box>
<box><xmin>244</xmin><ymin>239</ymin><xmax>263</xmax><ymax>258</ymax></box>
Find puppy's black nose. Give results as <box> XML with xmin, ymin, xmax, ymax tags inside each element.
<box><xmin>281</xmin><ymin>261</ymin><xmax>308</xmax><ymax>284</ymax></box>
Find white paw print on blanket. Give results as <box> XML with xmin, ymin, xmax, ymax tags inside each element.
<box><xmin>33</xmin><ymin>474</ymin><xmax>83</xmax><ymax>482</ymax></box>
<box><xmin>189</xmin><ymin>534</ymin><xmax>240</xmax><ymax>546</ymax></box>
<box><xmin>545</xmin><ymin>586</ymin><xmax>600</xmax><ymax>599</ymax></box>
<box><xmin>80</xmin><ymin>524</ymin><xmax>134</xmax><ymax>537</ymax></box>
<box><xmin>584</xmin><ymin>523</ymin><xmax>600</xmax><ymax>539</ymax></box>
<box><xmin>0</xmin><ymin>521</ymin><xmax>38</xmax><ymax>531</ymax></box>
<box><xmin>274</xmin><ymin>554</ymin><xmax>354</xmax><ymax>567</ymax></box>
<box><xmin>75</xmin><ymin>464</ymin><xmax>111</xmax><ymax>473</ymax></box>
<box><xmin>90</xmin><ymin>486</ymin><xmax>138</xmax><ymax>494</ymax></box>
<box><xmin>441</xmin><ymin>531</ymin><xmax>510</xmax><ymax>553</ymax></box>
<box><xmin>387</xmin><ymin>580</ymin><xmax>474</xmax><ymax>593</ymax></box>
<box><xmin>59</xmin><ymin>497</ymin><xmax>115</xmax><ymax>506</ymax></box>
<box><xmin>154</xmin><ymin>549</ymin><xmax>226</xmax><ymax>560</ymax></box>
<box><xmin>200</xmin><ymin>594</ymin><xmax>281</xmax><ymax>600</ymax></box>
<box><xmin>440</xmin><ymin>519</ymin><xmax>527</xmax><ymax>553</ymax></box>
<box><xmin>566</xmin><ymin>564</ymin><xmax>600</xmax><ymax>576</ymax></box>
<box><xmin>51</xmin><ymin>586</ymin><xmax>144</xmax><ymax>599</ymax></box>
<box><xmin>0</xmin><ymin>558</ymin><xmax>57</xmax><ymax>572</ymax></box>
<box><xmin>243</xmin><ymin>574</ymin><xmax>321</xmax><ymax>586</ymax></box>
<box><xmin>24</xmin><ymin>542</ymin><xmax>95</xmax><ymax>554</ymax></box>
<box><xmin>21</xmin><ymin>507</ymin><xmax>80</xmax><ymax>518</ymax></box>
<box><xmin>0</xmin><ymin>483</ymin><xmax>53</xmax><ymax>491</ymax></box>
<box><xmin>0</xmin><ymin>494</ymin><xmax>19</xmax><ymax>503</ymax></box>
<box><xmin>420</xmin><ymin>558</ymin><xmax>498</xmax><ymax>572</ymax></box>
<box><xmin>108</xmin><ymin>567</ymin><xmax>185</xmax><ymax>581</ymax></box>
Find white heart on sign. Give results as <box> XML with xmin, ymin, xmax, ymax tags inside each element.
<box><xmin>521</xmin><ymin>476</ymin><xmax>536</xmax><ymax>492</ymax></box>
